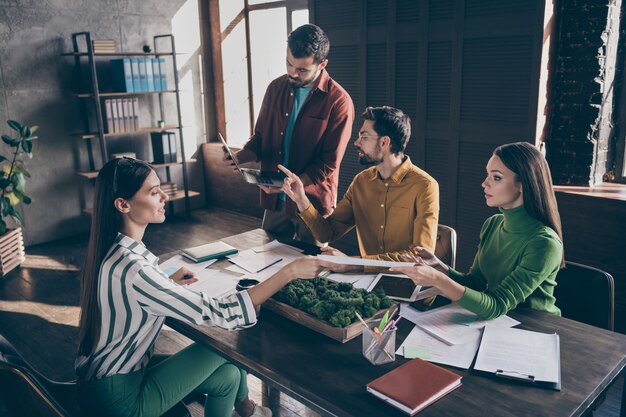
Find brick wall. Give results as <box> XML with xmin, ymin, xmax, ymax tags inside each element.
<box><xmin>546</xmin><ymin>0</ymin><xmax>621</xmax><ymax>185</ymax></box>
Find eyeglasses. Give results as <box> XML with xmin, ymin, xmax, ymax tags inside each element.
<box><xmin>357</xmin><ymin>133</ymin><xmax>381</xmax><ymax>142</ymax></box>
<box><xmin>112</xmin><ymin>156</ymin><xmax>139</xmax><ymax>196</ymax></box>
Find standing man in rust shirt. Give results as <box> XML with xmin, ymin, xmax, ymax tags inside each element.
<box><xmin>231</xmin><ymin>24</ymin><xmax>354</xmax><ymax>244</ymax></box>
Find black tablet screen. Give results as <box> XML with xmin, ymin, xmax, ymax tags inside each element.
<box><xmin>372</xmin><ymin>275</ymin><xmax>416</xmax><ymax>298</ymax></box>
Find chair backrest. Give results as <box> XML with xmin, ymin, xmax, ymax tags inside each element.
<box><xmin>435</xmin><ymin>224</ymin><xmax>457</xmax><ymax>269</ymax></box>
<box><xmin>554</xmin><ymin>261</ymin><xmax>615</xmax><ymax>331</ymax></box>
<box><xmin>0</xmin><ymin>334</ymin><xmax>74</xmax><ymax>417</ymax></box>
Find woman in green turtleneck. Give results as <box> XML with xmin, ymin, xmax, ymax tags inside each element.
<box><xmin>391</xmin><ymin>142</ymin><xmax>564</xmax><ymax>320</ymax></box>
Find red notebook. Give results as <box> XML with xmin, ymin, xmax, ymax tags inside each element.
<box><xmin>366</xmin><ymin>358</ymin><xmax>462</xmax><ymax>415</ymax></box>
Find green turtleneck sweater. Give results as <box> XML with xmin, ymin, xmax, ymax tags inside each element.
<box><xmin>449</xmin><ymin>205</ymin><xmax>563</xmax><ymax>320</ymax></box>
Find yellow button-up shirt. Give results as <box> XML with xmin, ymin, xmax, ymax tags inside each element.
<box><xmin>299</xmin><ymin>156</ymin><xmax>439</xmax><ymax>263</ymax></box>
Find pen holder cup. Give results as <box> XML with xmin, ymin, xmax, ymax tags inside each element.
<box><xmin>362</xmin><ymin>321</ymin><xmax>396</xmax><ymax>365</ymax></box>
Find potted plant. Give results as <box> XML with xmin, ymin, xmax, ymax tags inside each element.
<box><xmin>0</xmin><ymin>120</ymin><xmax>38</xmax><ymax>275</ymax></box>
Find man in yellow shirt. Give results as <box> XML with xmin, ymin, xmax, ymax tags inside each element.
<box><xmin>279</xmin><ymin>106</ymin><xmax>439</xmax><ymax>272</ymax></box>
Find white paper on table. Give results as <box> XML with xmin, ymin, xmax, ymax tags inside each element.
<box><xmin>185</xmin><ymin>268</ymin><xmax>240</xmax><ymax>298</ymax></box>
<box><xmin>473</xmin><ymin>325</ymin><xmax>560</xmax><ymax>384</ymax></box>
<box><xmin>399</xmin><ymin>303</ymin><xmax>519</xmax><ymax>345</ymax></box>
<box><xmin>225</xmin><ymin>264</ymin><xmax>249</xmax><ymax>275</ymax></box>
<box><xmin>352</xmin><ymin>275</ymin><xmax>378</xmax><ymax>290</ymax></box>
<box><xmin>159</xmin><ymin>255</ymin><xmax>218</xmax><ymax>276</ymax></box>
<box><xmin>228</xmin><ymin>249</ymin><xmax>284</xmax><ymax>273</ymax></box>
<box><xmin>325</xmin><ymin>273</ymin><xmax>377</xmax><ymax>284</ymax></box>
<box><xmin>252</xmin><ymin>240</ymin><xmax>304</xmax><ymax>253</ymax></box>
<box><xmin>316</xmin><ymin>255</ymin><xmax>414</xmax><ymax>268</ymax></box>
<box><xmin>396</xmin><ymin>324</ymin><xmax>481</xmax><ymax>369</ymax></box>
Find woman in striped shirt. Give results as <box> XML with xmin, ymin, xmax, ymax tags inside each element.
<box><xmin>76</xmin><ymin>158</ymin><xmax>328</xmax><ymax>417</ymax></box>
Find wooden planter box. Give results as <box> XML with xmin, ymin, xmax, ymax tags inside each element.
<box><xmin>264</xmin><ymin>298</ymin><xmax>397</xmax><ymax>343</ymax></box>
<box><xmin>0</xmin><ymin>227</ymin><xmax>25</xmax><ymax>276</ymax></box>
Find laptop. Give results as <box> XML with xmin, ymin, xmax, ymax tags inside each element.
<box><xmin>218</xmin><ymin>132</ymin><xmax>285</xmax><ymax>187</ymax></box>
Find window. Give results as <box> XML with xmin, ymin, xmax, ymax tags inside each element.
<box><xmin>216</xmin><ymin>0</ymin><xmax>309</xmax><ymax>147</ymax></box>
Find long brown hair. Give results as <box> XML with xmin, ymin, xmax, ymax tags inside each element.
<box><xmin>78</xmin><ymin>158</ymin><xmax>153</xmax><ymax>355</ymax></box>
<box><xmin>494</xmin><ymin>142</ymin><xmax>565</xmax><ymax>267</ymax></box>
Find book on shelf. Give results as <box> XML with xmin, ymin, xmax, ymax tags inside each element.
<box><xmin>137</xmin><ymin>58</ymin><xmax>148</xmax><ymax>92</ymax></box>
<box><xmin>157</xmin><ymin>57</ymin><xmax>168</xmax><ymax>91</ymax></box>
<box><xmin>92</xmin><ymin>39</ymin><xmax>116</xmax><ymax>53</ymax></box>
<box><xmin>130</xmin><ymin>58</ymin><xmax>141</xmax><ymax>92</ymax></box>
<box><xmin>366</xmin><ymin>358</ymin><xmax>462</xmax><ymax>415</ymax></box>
<box><xmin>103</xmin><ymin>98</ymin><xmax>139</xmax><ymax>133</ymax></box>
<box><xmin>110</xmin><ymin>58</ymin><xmax>134</xmax><ymax>93</ymax></box>
<box><xmin>151</xmin><ymin>131</ymin><xmax>176</xmax><ymax>163</ymax></box>
<box><xmin>111</xmin><ymin>152</ymin><xmax>136</xmax><ymax>159</ymax></box>
<box><xmin>182</xmin><ymin>241</ymin><xmax>238</xmax><ymax>263</ymax></box>
<box><xmin>160</xmin><ymin>182</ymin><xmax>178</xmax><ymax>196</ymax></box>
<box><xmin>145</xmin><ymin>57</ymin><xmax>155</xmax><ymax>91</ymax></box>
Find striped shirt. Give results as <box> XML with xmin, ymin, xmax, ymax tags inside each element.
<box><xmin>76</xmin><ymin>233</ymin><xmax>257</xmax><ymax>380</ymax></box>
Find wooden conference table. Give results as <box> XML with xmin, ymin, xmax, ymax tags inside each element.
<box><xmin>165</xmin><ymin>229</ymin><xmax>626</xmax><ymax>417</ymax></box>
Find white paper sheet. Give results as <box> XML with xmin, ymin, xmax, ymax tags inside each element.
<box><xmin>473</xmin><ymin>325</ymin><xmax>560</xmax><ymax>384</ymax></box>
<box><xmin>185</xmin><ymin>268</ymin><xmax>240</xmax><ymax>298</ymax></box>
<box><xmin>227</xmin><ymin>249</ymin><xmax>284</xmax><ymax>273</ymax></box>
<box><xmin>325</xmin><ymin>273</ymin><xmax>376</xmax><ymax>284</ymax></box>
<box><xmin>159</xmin><ymin>255</ymin><xmax>218</xmax><ymax>276</ymax></box>
<box><xmin>396</xmin><ymin>324</ymin><xmax>481</xmax><ymax>369</ymax></box>
<box><xmin>399</xmin><ymin>303</ymin><xmax>520</xmax><ymax>345</ymax></box>
<box><xmin>316</xmin><ymin>255</ymin><xmax>414</xmax><ymax>268</ymax></box>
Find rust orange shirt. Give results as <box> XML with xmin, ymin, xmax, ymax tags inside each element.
<box><xmin>243</xmin><ymin>70</ymin><xmax>354</xmax><ymax>216</ymax></box>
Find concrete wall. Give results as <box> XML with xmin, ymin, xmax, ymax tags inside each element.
<box><xmin>0</xmin><ymin>0</ymin><xmax>207</xmax><ymax>246</ymax></box>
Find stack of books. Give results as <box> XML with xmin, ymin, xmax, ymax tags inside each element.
<box><xmin>151</xmin><ymin>132</ymin><xmax>177</xmax><ymax>163</ymax></box>
<box><xmin>160</xmin><ymin>182</ymin><xmax>177</xmax><ymax>196</ymax></box>
<box><xmin>92</xmin><ymin>39</ymin><xmax>116</xmax><ymax>54</ymax></box>
<box><xmin>104</xmin><ymin>98</ymin><xmax>139</xmax><ymax>133</ymax></box>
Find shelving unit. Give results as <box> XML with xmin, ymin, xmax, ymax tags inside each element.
<box><xmin>63</xmin><ymin>31</ymin><xmax>197</xmax><ymax>215</ymax></box>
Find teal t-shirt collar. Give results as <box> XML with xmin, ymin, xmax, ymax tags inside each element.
<box><xmin>499</xmin><ymin>204</ymin><xmax>541</xmax><ymax>233</ymax></box>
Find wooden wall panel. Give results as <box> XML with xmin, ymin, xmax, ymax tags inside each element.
<box><xmin>312</xmin><ymin>0</ymin><xmax>546</xmax><ymax>270</ymax></box>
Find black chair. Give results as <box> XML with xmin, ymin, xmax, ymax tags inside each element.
<box><xmin>0</xmin><ymin>334</ymin><xmax>191</xmax><ymax>417</ymax></box>
<box><xmin>554</xmin><ymin>261</ymin><xmax>615</xmax><ymax>331</ymax></box>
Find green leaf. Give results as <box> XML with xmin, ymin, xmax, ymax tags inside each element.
<box><xmin>12</xmin><ymin>172</ymin><xmax>25</xmax><ymax>193</ymax></box>
<box><xmin>0</xmin><ymin>155</ymin><xmax>7</xmax><ymax>163</ymax></box>
<box><xmin>21</xmin><ymin>140</ymin><xmax>32</xmax><ymax>154</ymax></box>
<box><xmin>20</xmin><ymin>125</ymin><xmax>28</xmax><ymax>138</ymax></box>
<box><xmin>22</xmin><ymin>195</ymin><xmax>31</xmax><ymax>204</ymax></box>
<box><xmin>25</xmin><ymin>136</ymin><xmax>38</xmax><ymax>141</ymax></box>
<box><xmin>7</xmin><ymin>120</ymin><xmax>22</xmax><ymax>132</ymax></box>
<box><xmin>1</xmin><ymin>135</ymin><xmax>18</xmax><ymax>146</ymax></box>
<box><xmin>1</xmin><ymin>197</ymin><xmax>11</xmax><ymax>216</ymax></box>
<box><xmin>11</xmin><ymin>208</ymin><xmax>24</xmax><ymax>226</ymax></box>
<box><xmin>30</xmin><ymin>126</ymin><xmax>39</xmax><ymax>134</ymax></box>
<box><xmin>0</xmin><ymin>219</ymin><xmax>6</xmax><ymax>236</ymax></box>
<box><xmin>0</xmin><ymin>178</ymin><xmax>11</xmax><ymax>188</ymax></box>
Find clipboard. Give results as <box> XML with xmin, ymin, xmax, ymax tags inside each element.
<box><xmin>472</xmin><ymin>325</ymin><xmax>561</xmax><ymax>391</ymax></box>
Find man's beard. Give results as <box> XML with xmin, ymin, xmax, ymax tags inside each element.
<box><xmin>288</xmin><ymin>68</ymin><xmax>319</xmax><ymax>88</ymax></box>
<box><xmin>358</xmin><ymin>148</ymin><xmax>383</xmax><ymax>166</ymax></box>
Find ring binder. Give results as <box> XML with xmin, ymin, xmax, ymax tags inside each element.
<box><xmin>495</xmin><ymin>370</ymin><xmax>535</xmax><ymax>382</ymax></box>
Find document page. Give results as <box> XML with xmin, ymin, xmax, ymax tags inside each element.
<box><xmin>474</xmin><ymin>325</ymin><xmax>560</xmax><ymax>384</ymax></box>
<box><xmin>397</xmin><ymin>325</ymin><xmax>481</xmax><ymax>369</ymax></box>
<box><xmin>316</xmin><ymin>255</ymin><xmax>414</xmax><ymax>268</ymax></box>
<box><xmin>400</xmin><ymin>303</ymin><xmax>519</xmax><ymax>345</ymax></box>
<box><xmin>159</xmin><ymin>255</ymin><xmax>218</xmax><ymax>276</ymax></box>
<box><xmin>228</xmin><ymin>249</ymin><xmax>284</xmax><ymax>274</ymax></box>
<box><xmin>186</xmin><ymin>268</ymin><xmax>240</xmax><ymax>298</ymax></box>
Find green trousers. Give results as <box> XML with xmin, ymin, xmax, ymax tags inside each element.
<box><xmin>78</xmin><ymin>343</ymin><xmax>249</xmax><ymax>417</ymax></box>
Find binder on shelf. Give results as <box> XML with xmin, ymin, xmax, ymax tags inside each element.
<box><xmin>116</xmin><ymin>99</ymin><xmax>125</xmax><ymax>132</ymax></box>
<box><xmin>472</xmin><ymin>325</ymin><xmax>561</xmax><ymax>391</ymax></box>
<box><xmin>157</xmin><ymin>57</ymin><xmax>167</xmax><ymax>91</ymax></box>
<box><xmin>182</xmin><ymin>241</ymin><xmax>238</xmax><ymax>263</ymax></box>
<box><xmin>151</xmin><ymin>131</ymin><xmax>176</xmax><ymax>163</ymax></box>
<box><xmin>132</xmin><ymin>97</ymin><xmax>139</xmax><ymax>130</ymax></box>
<box><xmin>137</xmin><ymin>58</ymin><xmax>148</xmax><ymax>92</ymax></box>
<box><xmin>145</xmin><ymin>57</ymin><xmax>155</xmax><ymax>92</ymax></box>
<box><xmin>151</xmin><ymin>58</ymin><xmax>161</xmax><ymax>91</ymax></box>
<box><xmin>104</xmin><ymin>99</ymin><xmax>114</xmax><ymax>133</ymax></box>
<box><xmin>130</xmin><ymin>58</ymin><xmax>141</xmax><ymax>92</ymax></box>
<box><xmin>110</xmin><ymin>58</ymin><xmax>134</xmax><ymax>93</ymax></box>
<box><xmin>123</xmin><ymin>98</ymin><xmax>132</xmax><ymax>132</ymax></box>
<box><xmin>110</xmin><ymin>98</ymin><xmax>119</xmax><ymax>133</ymax></box>
<box><xmin>366</xmin><ymin>358</ymin><xmax>462</xmax><ymax>415</ymax></box>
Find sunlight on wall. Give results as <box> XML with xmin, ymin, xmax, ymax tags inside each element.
<box><xmin>171</xmin><ymin>0</ymin><xmax>201</xmax><ymax>156</ymax></box>
<box><xmin>250</xmin><ymin>8</ymin><xmax>287</xmax><ymax>124</ymax></box>
<box><xmin>223</xmin><ymin>22</ymin><xmax>251</xmax><ymax>146</ymax></box>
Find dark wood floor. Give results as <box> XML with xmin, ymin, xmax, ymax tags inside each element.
<box><xmin>0</xmin><ymin>207</ymin><xmax>622</xmax><ymax>417</ymax></box>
